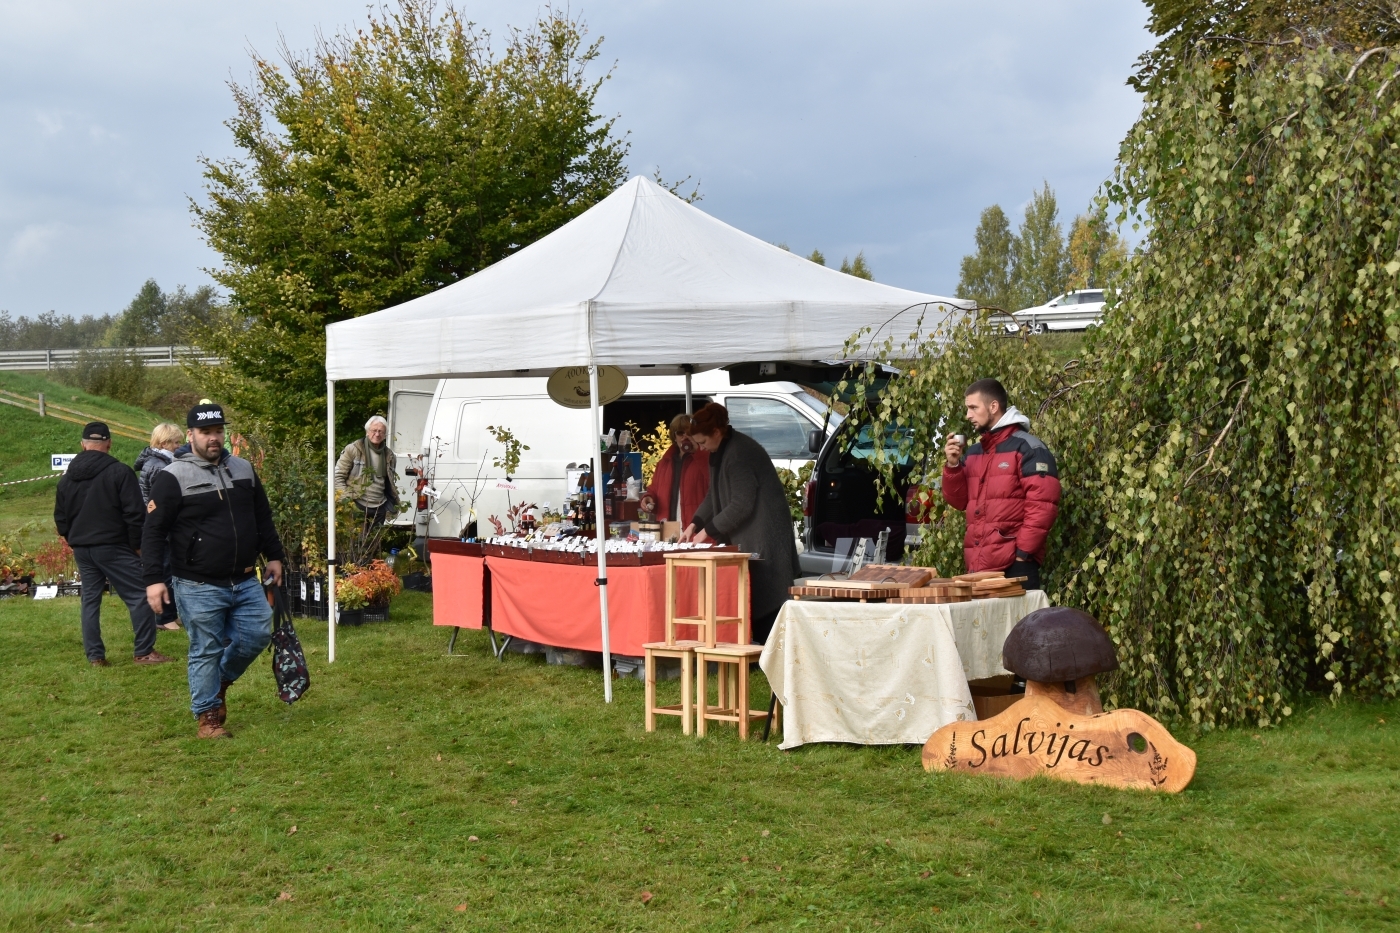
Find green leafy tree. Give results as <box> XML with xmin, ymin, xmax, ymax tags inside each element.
<box><xmin>839</xmin><ymin>252</ymin><xmax>872</xmax><ymax>280</ymax></box>
<box><xmin>0</xmin><ymin>311</ymin><xmax>113</xmax><ymax>350</ymax></box>
<box><xmin>956</xmin><ymin>205</ymin><xmax>1015</xmax><ymax>311</ymax></box>
<box><xmin>1065</xmin><ymin>211</ymin><xmax>1129</xmax><ymax>290</ymax></box>
<box><xmin>107</xmin><ymin>280</ymin><xmax>166</xmax><ymax>347</ymax></box>
<box><xmin>844</xmin><ymin>9</ymin><xmax>1400</xmax><ymax>729</ymax></box>
<box><xmin>193</xmin><ymin>1</ymin><xmax>629</xmax><ymax>441</ymax></box>
<box><xmin>1009</xmin><ymin>182</ymin><xmax>1069</xmax><ymax>310</ymax></box>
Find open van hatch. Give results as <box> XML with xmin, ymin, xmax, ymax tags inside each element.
<box><xmin>725</xmin><ymin>360</ymin><xmax>900</xmax><ymax>401</ymax></box>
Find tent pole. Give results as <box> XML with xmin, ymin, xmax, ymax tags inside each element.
<box><xmin>685</xmin><ymin>370</ymin><xmax>693</xmax><ymax>415</ymax></box>
<box><xmin>326</xmin><ymin>378</ymin><xmax>337</xmax><ymax>664</ymax></box>
<box><xmin>590</xmin><ymin>362</ymin><xmax>613</xmax><ymax>702</ymax></box>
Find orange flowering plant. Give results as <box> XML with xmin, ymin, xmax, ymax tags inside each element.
<box><xmin>338</xmin><ymin>559</ymin><xmax>402</xmax><ymax>610</ymax></box>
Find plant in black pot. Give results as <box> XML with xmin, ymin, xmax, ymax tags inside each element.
<box><xmin>337</xmin><ymin>560</ymin><xmax>402</xmax><ymax>626</ymax></box>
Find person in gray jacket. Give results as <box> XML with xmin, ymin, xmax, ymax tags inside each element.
<box><xmin>680</xmin><ymin>402</ymin><xmax>800</xmax><ymax>644</ymax></box>
<box><xmin>134</xmin><ymin>422</ymin><xmax>185</xmax><ymax>629</ymax></box>
<box><xmin>333</xmin><ymin>415</ymin><xmax>399</xmax><ymax>524</ymax></box>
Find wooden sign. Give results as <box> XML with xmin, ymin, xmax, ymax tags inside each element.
<box><xmin>921</xmin><ymin>695</ymin><xmax>1196</xmax><ymax>793</ymax></box>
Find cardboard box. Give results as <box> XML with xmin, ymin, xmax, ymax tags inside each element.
<box><xmin>969</xmin><ymin>675</ymin><xmax>1025</xmax><ymax>720</ymax></box>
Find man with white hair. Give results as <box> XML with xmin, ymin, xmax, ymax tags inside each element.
<box><xmin>334</xmin><ymin>414</ymin><xmax>400</xmax><ymax>524</ymax></box>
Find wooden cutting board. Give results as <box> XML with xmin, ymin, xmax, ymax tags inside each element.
<box><xmin>847</xmin><ymin>564</ymin><xmax>935</xmax><ymax>586</ymax></box>
<box><xmin>888</xmin><ymin>593</ymin><xmax>971</xmax><ymax>604</ymax></box>
<box><xmin>797</xmin><ymin>578</ymin><xmax>905</xmax><ymax>591</ymax></box>
<box><xmin>788</xmin><ymin>584</ymin><xmax>903</xmax><ymax>602</ymax></box>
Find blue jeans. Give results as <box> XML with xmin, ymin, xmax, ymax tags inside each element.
<box><xmin>173</xmin><ymin>576</ymin><xmax>272</xmax><ymax>717</ymax></box>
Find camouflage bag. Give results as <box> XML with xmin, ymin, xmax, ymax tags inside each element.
<box><xmin>266</xmin><ymin>582</ymin><xmax>310</xmax><ymax>704</ymax></box>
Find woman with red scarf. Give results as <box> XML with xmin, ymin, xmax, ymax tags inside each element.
<box><xmin>640</xmin><ymin>413</ymin><xmax>710</xmax><ymax>527</ymax></box>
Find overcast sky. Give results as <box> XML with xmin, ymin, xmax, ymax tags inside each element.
<box><xmin>0</xmin><ymin>1</ymin><xmax>1153</xmax><ymax>320</ymax></box>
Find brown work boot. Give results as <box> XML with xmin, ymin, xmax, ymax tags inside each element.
<box><xmin>197</xmin><ymin>710</ymin><xmax>232</xmax><ymax>739</ymax></box>
<box><xmin>89</xmin><ymin>658</ymin><xmax>110</xmax><ymax>667</ymax></box>
<box><xmin>215</xmin><ymin>680</ymin><xmax>232</xmax><ymax>726</ymax></box>
<box><xmin>134</xmin><ymin>651</ymin><xmax>174</xmax><ymax>665</ymax></box>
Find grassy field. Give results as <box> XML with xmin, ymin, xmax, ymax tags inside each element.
<box><xmin>1</xmin><ymin>591</ymin><xmax>1397</xmax><ymax>932</ymax></box>
<box><xmin>0</xmin><ymin>372</ymin><xmax>162</xmax><ymax>549</ymax></box>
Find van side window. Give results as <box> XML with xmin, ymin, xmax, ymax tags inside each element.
<box><xmin>455</xmin><ymin>401</ymin><xmax>481</xmax><ymax>461</ymax></box>
<box><xmin>389</xmin><ymin>391</ymin><xmax>433</xmax><ymax>454</ymax></box>
<box><xmin>726</xmin><ymin>397</ymin><xmax>812</xmax><ymax>458</ymax></box>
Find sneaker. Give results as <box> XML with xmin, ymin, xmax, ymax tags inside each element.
<box><xmin>197</xmin><ymin>710</ymin><xmax>232</xmax><ymax>739</ymax></box>
<box><xmin>157</xmin><ymin>620</ymin><xmax>183</xmax><ymax>631</ymax></box>
<box><xmin>215</xmin><ymin>680</ymin><xmax>232</xmax><ymax>726</ymax></box>
<box><xmin>133</xmin><ymin>651</ymin><xmax>175</xmax><ymax>665</ymax></box>
<box><xmin>89</xmin><ymin>658</ymin><xmax>110</xmax><ymax>667</ymax></box>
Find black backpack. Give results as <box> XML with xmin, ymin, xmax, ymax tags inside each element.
<box><xmin>266</xmin><ymin>582</ymin><xmax>310</xmax><ymax>704</ymax></box>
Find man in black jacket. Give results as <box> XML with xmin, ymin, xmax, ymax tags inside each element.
<box><xmin>53</xmin><ymin>422</ymin><xmax>172</xmax><ymax>667</ymax></box>
<box><xmin>143</xmin><ymin>403</ymin><xmax>285</xmax><ymax>739</ymax></box>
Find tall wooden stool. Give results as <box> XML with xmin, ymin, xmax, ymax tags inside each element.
<box><xmin>644</xmin><ymin>550</ymin><xmax>750</xmax><ymax>734</ymax></box>
<box><xmin>662</xmin><ymin>550</ymin><xmax>751</xmax><ymax>648</ymax></box>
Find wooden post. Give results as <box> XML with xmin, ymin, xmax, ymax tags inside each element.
<box><xmin>37</xmin><ymin>393</ymin><xmax>45</xmax><ymax>417</ymax></box>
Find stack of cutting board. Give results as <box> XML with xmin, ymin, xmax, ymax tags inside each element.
<box><xmin>790</xmin><ymin>566</ymin><xmax>1028</xmax><ymax>603</ymax></box>
<box><xmin>789</xmin><ymin>564</ymin><xmax>933</xmax><ymax>602</ymax></box>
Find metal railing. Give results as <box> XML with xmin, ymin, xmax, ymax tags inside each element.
<box><xmin>0</xmin><ymin>346</ymin><xmax>223</xmax><ymax>372</ymax></box>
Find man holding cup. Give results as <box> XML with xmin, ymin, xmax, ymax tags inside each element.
<box><xmin>941</xmin><ymin>378</ymin><xmax>1060</xmax><ymax>590</ymax></box>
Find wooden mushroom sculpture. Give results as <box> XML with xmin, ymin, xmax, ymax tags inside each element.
<box><xmin>923</xmin><ymin>605</ymin><xmax>1195</xmax><ymax>792</ymax></box>
<box><xmin>1001</xmin><ymin>607</ymin><xmax>1117</xmax><ymax>716</ymax></box>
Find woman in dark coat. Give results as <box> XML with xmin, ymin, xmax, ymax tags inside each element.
<box><xmin>681</xmin><ymin>402</ymin><xmax>801</xmax><ymax>643</ymax></box>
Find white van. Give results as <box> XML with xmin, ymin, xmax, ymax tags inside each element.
<box><xmin>386</xmin><ymin>370</ymin><xmax>837</xmax><ymax>539</ymax></box>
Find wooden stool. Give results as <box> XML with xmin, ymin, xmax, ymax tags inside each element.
<box><xmin>643</xmin><ymin>639</ymin><xmax>700</xmax><ymax>733</ymax></box>
<box><xmin>662</xmin><ymin>551</ymin><xmax>751</xmax><ymax>647</ymax></box>
<box><xmin>695</xmin><ymin>643</ymin><xmax>775</xmax><ymax>739</ymax></box>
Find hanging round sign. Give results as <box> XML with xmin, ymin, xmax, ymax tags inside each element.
<box><xmin>546</xmin><ymin>365</ymin><xmax>629</xmax><ymax>409</ymax></box>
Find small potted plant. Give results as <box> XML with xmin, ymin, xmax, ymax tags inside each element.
<box><xmin>33</xmin><ymin>537</ymin><xmax>79</xmax><ymax>596</ymax></box>
<box><xmin>337</xmin><ymin>560</ymin><xmax>402</xmax><ymax>625</ymax></box>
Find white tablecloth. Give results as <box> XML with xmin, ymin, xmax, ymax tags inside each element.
<box><xmin>759</xmin><ymin>592</ymin><xmax>1050</xmax><ymax>750</ymax></box>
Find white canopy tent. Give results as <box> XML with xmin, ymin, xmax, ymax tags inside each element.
<box><xmin>324</xmin><ymin>176</ymin><xmax>968</xmax><ymax>699</ymax></box>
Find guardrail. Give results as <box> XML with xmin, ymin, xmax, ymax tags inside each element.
<box><xmin>0</xmin><ymin>346</ymin><xmax>223</xmax><ymax>371</ymax></box>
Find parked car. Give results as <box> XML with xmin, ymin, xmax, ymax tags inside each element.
<box><xmin>1008</xmin><ymin>288</ymin><xmax>1107</xmax><ymax>334</ymax></box>
<box><xmin>798</xmin><ymin>416</ymin><xmax>924</xmax><ymax>575</ymax></box>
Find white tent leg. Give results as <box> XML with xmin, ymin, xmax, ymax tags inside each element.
<box><xmin>685</xmin><ymin>371</ymin><xmax>693</xmax><ymax>415</ymax></box>
<box><xmin>326</xmin><ymin>378</ymin><xmax>337</xmax><ymax>664</ymax></box>
<box><xmin>590</xmin><ymin>362</ymin><xmax>613</xmax><ymax>702</ymax></box>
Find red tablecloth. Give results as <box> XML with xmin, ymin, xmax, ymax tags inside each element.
<box><xmin>430</xmin><ymin>542</ymin><xmax>741</xmax><ymax>655</ymax></box>
<box><xmin>429</xmin><ymin>551</ymin><xmax>486</xmax><ymax>630</ymax></box>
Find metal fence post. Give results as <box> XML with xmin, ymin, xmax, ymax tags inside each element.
<box><xmin>37</xmin><ymin>393</ymin><xmax>45</xmax><ymax>417</ymax></box>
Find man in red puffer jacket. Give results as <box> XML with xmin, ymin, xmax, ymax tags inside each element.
<box><xmin>941</xmin><ymin>378</ymin><xmax>1060</xmax><ymax>590</ymax></box>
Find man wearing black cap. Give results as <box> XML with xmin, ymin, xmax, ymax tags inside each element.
<box><xmin>53</xmin><ymin>422</ymin><xmax>172</xmax><ymax>667</ymax></box>
<box><xmin>142</xmin><ymin>403</ymin><xmax>286</xmax><ymax>739</ymax></box>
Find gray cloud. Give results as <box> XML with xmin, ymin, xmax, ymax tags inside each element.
<box><xmin>0</xmin><ymin>0</ymin><xmax>1151</xmax><ymax>318</ymax></box>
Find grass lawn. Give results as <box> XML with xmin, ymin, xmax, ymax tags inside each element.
<box><xmin>0</xmin><ymin>375</ymin><xmax>160</xmax><ymax>549</ymax></box>
<box><xmin>1</xmin><ymin>591</ymin><xmax>1397</xmax><ymax>932</ymax></box>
